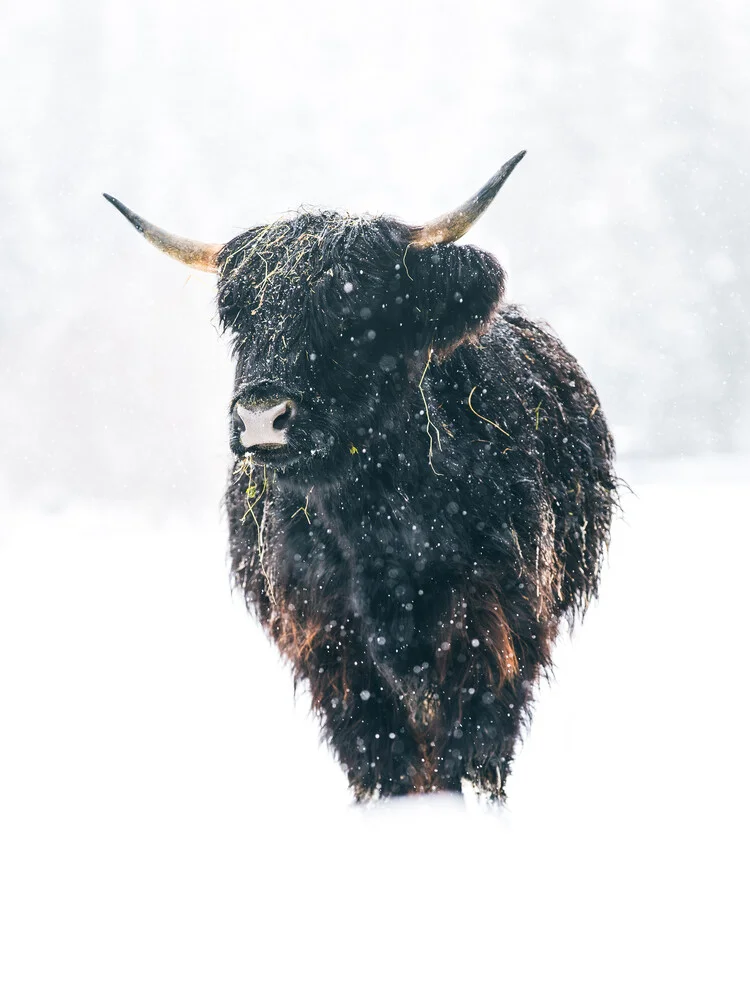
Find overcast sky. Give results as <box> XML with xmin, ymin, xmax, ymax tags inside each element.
<box><xmin>2</xmin><ymin>0</ymin><xmax>748</xmax><ymax>512</ymax></box>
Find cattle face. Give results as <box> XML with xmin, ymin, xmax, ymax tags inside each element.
<box><xmin>219</xmin><ymin>211</ymin><xmax>505</xmax><ymax>482</ymax></box>
<box><xmin>104</xmin><ymin>152</ymin><xmax>525</xmax><ymax>486</ymax></box>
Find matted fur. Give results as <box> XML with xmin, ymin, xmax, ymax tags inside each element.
<box><xmin>220</xmin><ymin>210</ymin><xmax>616</xmax><ymax>799</ymax></box>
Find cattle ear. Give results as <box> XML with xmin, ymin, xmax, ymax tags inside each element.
<box><xmin>404</xmin><ymin>242</ymin><xmax>505</xmax><ymax>351</ymax></box>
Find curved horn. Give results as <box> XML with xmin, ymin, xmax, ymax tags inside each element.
<box><xmin>103</xmin><ymin>194</ymin><xmax>222</xmax><ymax>272</ymax></box>
<box><xmin>410</xmin><ymin>150</ymin><xmax>527</xmax><ymax>249</ymax></box>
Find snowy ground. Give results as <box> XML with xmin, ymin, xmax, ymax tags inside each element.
<box><xmin>1</xmin><ymin>455</ymin><xmax>748</xmax><ymax>998</ymax></box>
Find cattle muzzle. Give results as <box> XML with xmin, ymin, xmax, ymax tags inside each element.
<box><xmin>233</xmin><ymin>397</ymin><xmax>297</xmax><ymax>451</ymax></box>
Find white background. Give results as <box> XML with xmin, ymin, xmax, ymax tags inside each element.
<box><xmin>1</xmin><ymin>2</ymin><xmax>748</xmax><ymax>996</ymax></box>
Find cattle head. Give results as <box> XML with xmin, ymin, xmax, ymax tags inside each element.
<box><xmin>104</xmin><ymin>151</ymin><xmax>525</xmax><ymax>481</ymax></box>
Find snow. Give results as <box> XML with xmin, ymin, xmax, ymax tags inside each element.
<box><xmin>1</xmin><ymin>455</ymin><xmax>748</xmax><ymax>998</ymax></box>
<box><xmin>2</xmin><ymin>1</ymin><xmax>747</xmax><ymax>993</ymax></box>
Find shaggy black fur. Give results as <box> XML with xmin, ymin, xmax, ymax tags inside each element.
<box><xmin>219</xmin><ymin>211</ymin><xmax>616</xmax><ymax>799</ymax></box>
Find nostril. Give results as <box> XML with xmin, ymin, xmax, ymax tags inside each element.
<box><xmin>234</xmin><ymin>398</ymin><xmax>295</xmax><ymax>450</ymax></box>
<box><xmin>272</xmin><ymin>401</ymin><xmax>295</xmax><ymax>432</ymax></box>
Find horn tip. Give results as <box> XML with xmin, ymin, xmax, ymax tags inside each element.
<box><xmin>508</xmin><ymin>149</ymin><xmax>527</xmax><ymax>167</ymax></box>
<box><xmin>102</xmin><ymin>193</ymin><xmax>144</xmax><ymax>233</ymax></box>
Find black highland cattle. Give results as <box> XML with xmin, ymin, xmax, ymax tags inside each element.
<box><xmin>105</xmin><ymin>152</ymin><xmax>616</xmax><ymax>799</ymax></box>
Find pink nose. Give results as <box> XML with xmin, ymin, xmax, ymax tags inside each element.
<box><xmin>234</xmin><ymin>400</ymin><xmax>296</xmax><ymax>449</ymax></box>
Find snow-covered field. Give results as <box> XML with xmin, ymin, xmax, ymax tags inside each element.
<box><xmin>1</xmin><ymin>456</ymin><xmax>748</xmax><ymax>998</ymax></box>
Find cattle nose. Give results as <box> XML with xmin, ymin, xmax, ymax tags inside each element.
<box><xmin>234</xmin><ymin>399</ymin><xmax>296</xmax><ymax>449</ymax></box>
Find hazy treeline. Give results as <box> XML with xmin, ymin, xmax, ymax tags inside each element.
<box><xmin>1</xmin><ymin>0</ymin><xmax>747</xmax><ymax>512</ymax></box>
